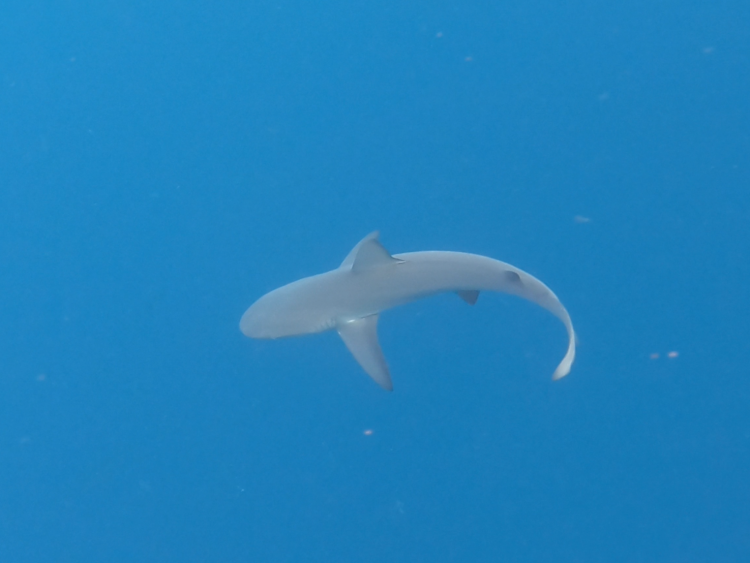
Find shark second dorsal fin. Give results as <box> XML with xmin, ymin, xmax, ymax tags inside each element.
<box><xmin>341</xmin><ymin>231</ymin><xmax>402</xmax><ymax>272</ymax></box>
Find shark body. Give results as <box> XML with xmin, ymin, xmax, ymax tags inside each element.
<box><xmin>240</xmin><ymin>232</ymin><xmax>575</xmax><ymax>391</ymax></box>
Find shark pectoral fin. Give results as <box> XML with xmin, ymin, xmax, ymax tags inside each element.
<box><xmin>337</xmin><ymin>315</ymin><xmax>393</xmax><ymax>391</ymax></box>
<box><xmin>456</xmin><ymin>290</ymin><xmax>480</xmax><ymax>305</ymax></box>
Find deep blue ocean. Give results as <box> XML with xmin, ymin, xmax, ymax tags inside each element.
<box><xmin>1</xmin><ymin>1</ymin><xmax>749</xmax><ymax>561</ymax></box>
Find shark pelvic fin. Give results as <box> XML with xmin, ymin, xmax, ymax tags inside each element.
<box><xmin>337</xmin><ymin>315</ymin><xmax>393</xmax><ymax>391</ymax></box>
<box><xmin>456</xmin><ymin>290</ymin><xmax>480</xmax><ymax>305</ymax></box>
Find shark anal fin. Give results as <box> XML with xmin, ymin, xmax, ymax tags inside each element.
<box><xmin>337</xmin><ymin>315</ymin><xmax>393</xmax><ymax>391</ymax></box>
<box><xmin>456</xmin><ymin>290</ymin><xmax>479</xmax><ymax>305</ymax></box>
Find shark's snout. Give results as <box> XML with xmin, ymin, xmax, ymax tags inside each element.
<box><xmin>239</xmin><ymin>311</ymin><xmax>257</xmax><ymax>338</ymax></box>
<box><xmin>239</xmin><ymin>305</ymin><xmax>269</xmax><ymax>339</ymax></box>
<box><xmin>240</xmin><ymin>291</ymin><xmax>312</xmax><ymax>339</ymax></box>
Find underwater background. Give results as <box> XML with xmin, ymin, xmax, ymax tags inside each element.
<box><xmin>1</xmin><ymin>1</ymin><xmax>749</xmax><ymax>561</ymax></box>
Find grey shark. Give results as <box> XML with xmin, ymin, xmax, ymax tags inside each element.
<box><xmin>240</xmin><ymin>232</ymin><xmax>575</xmax><ymax>391</ymax></box>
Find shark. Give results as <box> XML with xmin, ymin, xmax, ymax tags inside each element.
<box><xmin>240</xmin><ymin>232</ymin><xmax>575</xmax><ymax>391</ymax></box>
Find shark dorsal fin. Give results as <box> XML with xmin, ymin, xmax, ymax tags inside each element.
<box><xmin>341</xmin><ymin>231</ymin><xmax>402</xmax><ymax>272</ymax></box>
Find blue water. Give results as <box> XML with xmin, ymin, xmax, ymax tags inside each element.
<box><xmin>2</xmin><ymin>1</ymin><xmax>749</xmax><ymax>561</ymax></box>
